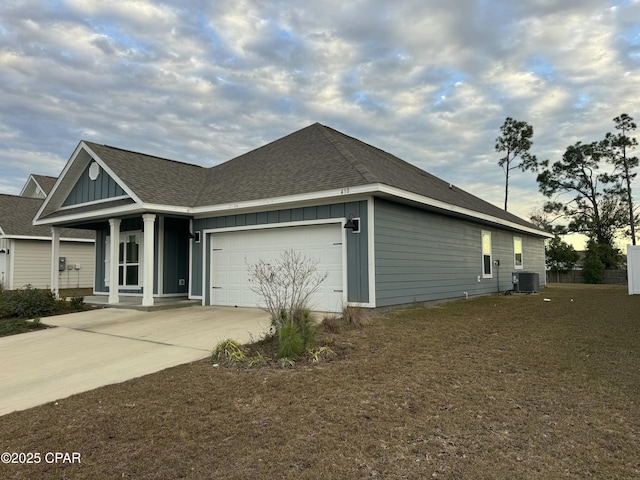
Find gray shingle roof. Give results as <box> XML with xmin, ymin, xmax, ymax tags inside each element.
<box><xmin>60</xmin><ymin>123</ymin><xmax>541</xmax><ymax>233</ymax></box>
<box><xmin>31</xmin><ymin>175</ymin><xmax>57</xmax><ymax>195</ymax></box>
<box><xmin>0</xmin><ymin>194</ymin><xmax>94</xmax><ymax>239</ymax></box>
<box><xmin>83</xmin><ymin>142</ymin><xmax>207</xmax><ymax>206</ymax></box>
<box><xmin>195</xmin><ymin>123</ymin><xmax>540</xmax><ymax>230</ymax></box>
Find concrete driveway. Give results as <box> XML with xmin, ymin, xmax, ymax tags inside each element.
<box><xmin>0</xmin><ymin>306</ymin><xmax>270</xmax><ymax>416</ymax></box>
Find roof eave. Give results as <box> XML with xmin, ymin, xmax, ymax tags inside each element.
<box><xmin>193</xmin><ymin>183</ymin><xmax>552</xmax><ymax>238</ymax></box>
<box><xmin>0</xmin><ymin>234</ymin><xmax>94</xmax><ymax>243</ymax></box>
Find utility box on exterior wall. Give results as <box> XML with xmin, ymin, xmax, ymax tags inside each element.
<box><xmin>58</xmin><ymin>257</ymin><xmax>66</xmax><ymax>272</ymax></box>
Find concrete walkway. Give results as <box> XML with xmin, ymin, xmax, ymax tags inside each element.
<box><xmin>0</xmin><ymin>306</ymin><xmax>270</xmax><ymax>416</ymax></box>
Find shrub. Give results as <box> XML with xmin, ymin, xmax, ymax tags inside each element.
<box><xmin>308</xmin><ymin>346</ymin><xmax>337</xmax><ymax>364</ymax></box>
<box><xmin>321</xmin><ymin>315</ymin><xmax>341</xmax><ymax>334</ymax></box>
<box><xmin>70</xmin><ymin>296</ymin><xmax>85</xmax><ymax>309</ymax></box>
<box><xmin>1</xmin><ymin>285</ymin><xmax>57</xmax><ymax>319</ymax></box>
<box><xmin>278</xmin><ymin>321</ymin><xmax>305</xmax><ymax>359</ymax></box>
<box><xmin>342</xmin><ymin>305</ymin><xmax>365</xmax><ymax>327</ymax></box>
<box><xmin>212</xmin><ymin>339</ymin><xmax>246</xmax><ymax>365</ymax></box>
<box><xmin>247</xmin><ymin>352</ymin><xmax>271</xmax><ymax>367</ymax></box>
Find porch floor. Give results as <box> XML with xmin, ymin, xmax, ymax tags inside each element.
<box><xmin>84</xmin><ymin>295</ymin><xmax>201</xmax><ymax>312</ymax></box>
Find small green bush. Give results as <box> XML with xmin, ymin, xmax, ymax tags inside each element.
<box><xmin>278</xmin><ymin>321</ymin><xmax>305</xmax><ymax>359</ymax></box>
<box><xmin>0</xmin><ymin>285</ymin><xmax>56</xmax><ymax>319</ymax></box>
<box><xmin>212</xmin><ymin>339</ymin><xmax>246</xmax><ymax>365</ymax></box>
<box><xmin>70</xmin><ymin>296</ymin><xmax>85</xmax><ymax>309</ymax></box>
<box><xmin>247</xmin><ymin>352</ymin><xmax>271</xmax><ymax>367</ymax></box>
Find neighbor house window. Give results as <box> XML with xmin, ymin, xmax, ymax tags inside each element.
<box><xmin>482</xmin><ymin>231</ymin><xmax>492</xmax><ymax>278</ymax></box>
<box><xmin>513</xmin><ymin>236</ymin><xmax>523</xmax><ymax>269</ymax></box>
<box><xmin>119</xmin><ymin>233</ymin><xmax>141</xmax><ymax>287</ymax></box>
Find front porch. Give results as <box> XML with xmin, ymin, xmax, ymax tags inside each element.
<box><xmin>85</xmin><ymin>295</ymin><xmax>200</xmax><ymax>312</ymax></box>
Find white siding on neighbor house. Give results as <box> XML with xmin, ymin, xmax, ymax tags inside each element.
<box><xmin>11</xmin><ymin>240</ymin><xmax>94</xmax><ymax>290</ymax></box>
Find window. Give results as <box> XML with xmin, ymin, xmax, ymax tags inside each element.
<box><xmin>119</xmin><ymin>233</ymin><xmax>141</xmax><ymax>287</ymax></box>
<box><xmin>482</xmin><ymin>231</ymin><xmax>492</xmax><ymax>278</ymax></box>
<box><xmin>513</xmin><ymin>237</ymin><xmax>523</xmax><ymax>269</ymax></box>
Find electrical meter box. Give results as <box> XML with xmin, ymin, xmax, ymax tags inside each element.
<box><xmin>58</xmin><ymin>257</ymin><xmax>66</xmax><ymax>272</ymax></box>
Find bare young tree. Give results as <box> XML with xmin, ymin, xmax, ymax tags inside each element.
<box><xmin>247</xmin><ymin>249</ymin><xmax>328</xmax><ymax>330</ymax></box>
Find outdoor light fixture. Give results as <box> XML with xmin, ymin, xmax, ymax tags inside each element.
<box><xmin>344</xmin><ymin>214</ymin><xmax>360</xmax><ymax>232</ymax></box>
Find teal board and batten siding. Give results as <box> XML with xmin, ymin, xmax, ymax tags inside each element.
<box><xmin>374</xmin><ymin>198</ymin><xmax>546</xmax><ymax>307</ymax></box>
<box><xmin>162</xmin><ymin>217</ymin><xmax>189</xmax><ymax>294</ymax></box>
<box><xmin>63</xmin><ymin>162</ymin><xmax>126</xmax><ymax>207</ymax></box>
<box><xmin>191</xmin><ymin>201</ymin><xmax>369</xmax><ymax>304</ymax></box>
<box><xmin>94</xmin><ymin>216</ymin><xmax>189</xmax><ymax>295</ymax></box>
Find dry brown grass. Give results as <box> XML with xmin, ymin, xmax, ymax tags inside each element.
<box><xmin>1</xmin><ymin>284</ymin><xmax>639</xmax><ymax>479</ymax></box>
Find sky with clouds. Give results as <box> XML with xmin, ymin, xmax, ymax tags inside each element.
<box><xmin>1</xmin><ymin>0</ymin><xmax>639</xmax><ymax>244</ymax></box>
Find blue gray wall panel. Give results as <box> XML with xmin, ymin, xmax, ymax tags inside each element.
<box><xmin>63</xmin><ymin>162</ymin><xmax>126</xmax><ymax>207</ymax></box>
<box><xmin>163</xmin><ymin>217</ymin><xmax>189</xmax><ymax>294</ymax></box>
<box><xmin>191</xmin><ymin>201</ymin><xmax>369</xmax><ymax>304</ymax></box>
<box><xmin>94</xmin><ymin>215</ymin><xmax>189</xmax><ymax>295</ymax></box>
<box><xmin>374</xmin><ymin>198</ymin><xmax>547</xmax><ymax>307</ymax></box>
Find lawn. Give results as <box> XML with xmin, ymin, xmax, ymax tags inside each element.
<box><xmin>1</xmin><ymin>284</ymin><xmax>639</xmax><ymax>479</ymax></box>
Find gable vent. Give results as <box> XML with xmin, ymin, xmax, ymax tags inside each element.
<box><xmin>88</xmin><ymin>161</ymin><xmax>100</xmax><ymax>181</ymax></box>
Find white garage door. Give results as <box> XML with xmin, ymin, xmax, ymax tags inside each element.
<box><xmin>210</xmin><ymin>223</ymin><xmax>344</xmax><ymax>312</ymax></box>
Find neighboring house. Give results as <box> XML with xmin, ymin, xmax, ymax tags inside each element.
<box><xmin>20</xmin><ymin>174</ymin><xmax>58</xmax><ymax>199</ymax></box>
<box><xmin>0</xmin><ymin>177</ymin><xmax>95</xmax><ymax>291</ymax></box>
<box><xmin>33</xmin><ymin>123</ymin><xmax>552</xmax><ymax>311</ymax></box>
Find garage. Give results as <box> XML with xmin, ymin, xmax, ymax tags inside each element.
<box><xmin>209</xmin><ymin>222</ymin><xmax>345</xmax><ymax>312</ymax></box>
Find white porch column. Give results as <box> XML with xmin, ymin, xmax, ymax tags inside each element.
<box><xmin>50</xmin><ymin>227</ymin><xmax>61</xmax><ymax>298</ymax></box>
<box><xmin>108</xmin><ymin>218</ymin><xmax>121</xmax><ymax>304</ymax></box>
<box><xmin>142</xmin><ymin>214</ymin><xmax>156</xmax><ymax>307</ymax></box>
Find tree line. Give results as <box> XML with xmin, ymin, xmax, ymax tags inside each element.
<box><xmin>495</xmin><ymin>113</ymin><xmax>639</xmax><ymax>277</ymax></box>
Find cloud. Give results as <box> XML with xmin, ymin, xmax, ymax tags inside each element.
<box><xmin>0</xmin><ymin>0</ymin><xmax>639</xmax><ymax>225</ymax></box>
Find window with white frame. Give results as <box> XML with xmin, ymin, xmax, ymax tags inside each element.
<box><xmin>513</xmin><ymin>236</ymin><xmax>523</xmax><ymax>269</ymax></box>
<box><xmin>119</xmin><ymin>232</ymin><xmax>141</xmax><ymax>287</ymax></box>
<box><xmin>105</xmin><ymin>232</ymin><xmax>143</xmax><ymax>288</ymax></box>
<box><xmin>482</xmin><ymin>231</ymin><xmax>492</xmax><ymax>278</ymax></box>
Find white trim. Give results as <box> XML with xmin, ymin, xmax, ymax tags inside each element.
<box><xmin>50</xmin><ymin>227</ymin><xmax>61</xmax><ymax>297</ymax></box>
<box><xmin>188</xmin><ymin>218</ymin><xmax>194</xmax><ymax>299</ymax></box>
<box><xmin>8</xmin><ymin>239</ymin><xmax>15</xmax><ymax>289</ymax></box>
<box><xmin>340</xmin><ymin>218</ymin><xmax>349</xmax><ymax>309</ymax></box>
<box><xmin>34</xmin><ymin>179</ymin><xmax>550</xmax><ymax>239</ymax></box>
<box><xmin>33</xmin><ymin>202</ymin><xmax>143</xmax><ymax>226</ymax></box>
<box><xmin>0</xmin><ymin>235</ymin><xmax>94</xmax><ymax>243</ymax></box>
<box><xmin>201</xmin><ymin>232</ymin><xmax>207</xmax><ymax>306</ymax></box>
<box><xmin>141</xmin><ymin>214</ymin><xmax>156</xmax><ymax>307</ymax></box>
<box><xmin>58</xmin><ymin>195</ymin><xmax>130</xmax><ymax>211</ymax></box>
<box><xmin>81</xmin><ymin>143</ymin><xmax>144</xmax><ymax>205</ymax></box>
<box><xmin>108</xmin><ymin>218</ymin><xmax>121</xmax><ymax>304</ymax></box>
<box><xmin>34</xmin><ymin>141</ymin><xmax>144</xmax><ymax>224</ymax></box>
<box><xmin>157</xmin><ymin>216</ymin><xmax>164</xmax><ymax>296</ymax></box>
<box><xmin>192</xmin><ymin>186</ymin><xmax>374</xmax><ymax>217</ymax></box>
<box><xmin>366</xmin><ymin>195</ymin><xmax>376</xmax><ymax>308</ymax></box>
<box><xmin>513</xmin><ymin>236</ymin><xmax>524</xmax><ymax>270</ymax></box>
<box><xmin>482</xmin><ymin>230</ymin><xmax>493</xmax><ymax>279</ymax></box>
<box><xmin>202</xmin><ymin>217</ymin><xmax>342</xmax><ymax>235</ymax></box>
